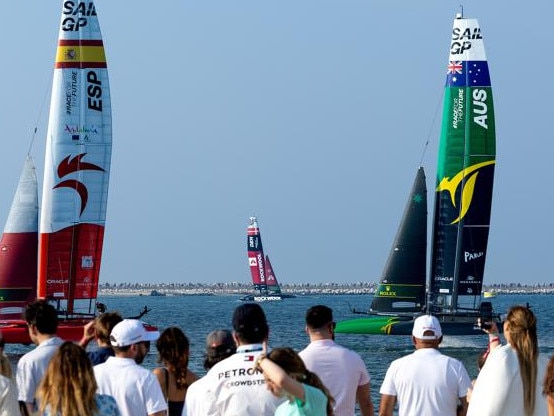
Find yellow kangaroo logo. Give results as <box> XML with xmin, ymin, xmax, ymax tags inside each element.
<box><xmin>381</xmin><ymin>317</ymin><xmax>401</xmax><ymax>334</ymax></box>
<box><xmin>436</xmin><ymin>160</ymin><xmax>495</xmax><ymax>224</ymax></box>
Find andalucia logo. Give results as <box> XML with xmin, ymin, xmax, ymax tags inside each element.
<box><xmin>437</xmin><ymin>160</ymin><xmax>495</xmax><ymax>224</ymax></box>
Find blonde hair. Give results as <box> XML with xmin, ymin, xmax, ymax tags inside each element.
<box><xmin>505</xmin><ymin>305</ymin><xmax>538</xmax><ymax>416</ymax></box>
<box><xmin>0</xmin><ymin>354</ymin><xmax>12</xmax><ymax>379</ymax></box>
<box><xmin>37</xmin><ymin>341</ymin><xmax>98</xmax><ymax>416</ymax></box>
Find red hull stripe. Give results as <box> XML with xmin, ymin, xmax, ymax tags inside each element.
<box><xmin>55</xmin><ymin>62</ymin><xmax>107</xmax><ymax>69</ymax></box>
<box><xmin>58</xmin><ymin>39</ymin><xmax>104</xmax><ymax>47</ymax></box>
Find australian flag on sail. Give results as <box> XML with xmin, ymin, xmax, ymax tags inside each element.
<box><xmin>446</xmin><ymin>61</ymin><xmax>490</xmax><ymax>87</ymax></box>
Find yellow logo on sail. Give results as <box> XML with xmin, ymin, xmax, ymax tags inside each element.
<box><xmin>436</xmin><ymin>160</ymin><xmax>495</xmax><ymax>224</ymax></box>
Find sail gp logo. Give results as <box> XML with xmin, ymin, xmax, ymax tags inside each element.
<box><xmin>54</xmin><ymin>153</ymin><xmax>105</xmax><ymax>216</ymax></box>
<box><xmin>437</xmin><ymin>160</ymin><xmax>495</xmax><ymax>224</ymax></box>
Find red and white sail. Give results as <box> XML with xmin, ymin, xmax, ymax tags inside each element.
<box><xmin>38</xmin><ymin>1</ymin><xmax>112</xmax><ymax>316</ymax></box>
<box><xmin>264</xmin><ymin>255</ymin><xmax>282</xmax><ymax>295</ymax></box>
<box><xmin>247</xmin><ymin>217</ymin><xmax>268</xmax><ymax>294</ymax></box>
<box><xmin>0</xmin><ymin>157</ymin><xmax>38</xmax><ymax>318</ymax></box>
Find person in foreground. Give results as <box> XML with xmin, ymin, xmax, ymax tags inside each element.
<box><xmin>94</xmin><ymin>319</ymin><xmax>167</xmax><ymax>416</ymax></box>
<box><xmin>182</xmin><ymin>329</ymin><xmax>236</xmax><ymax>416</ymax></box>
<box><xmin>153</xmin><ymin>327</ymin><xmax>198</xmax><ymax>416</ymax></box>
<box><xmin>185</xmin><ymin>303</ymin><xmax>281</xmax><ymax>415</ymax></box>
<box><xmin>17</xmin><ymin>300</ymin><xmax>64</xmax><ymax>415</ymax></box>
<box><xmin>467</xmin><ymin>305</ymin><xmax>548</xmax><ymax>416</ymax></box>
<box><xmin>80</xmin><ymin>312</ymin><xmax>123</xmax><ymax>365</ymax></box>
<box><xmin>466</xmin><ymin>319</ymin><xmax>502</xmax><ymax>402</ymax></box>
<box><xmin>256</xmin><ymin>344</ymin><xmax>334</xmax><ymax>416</ymax></box>
<box><xmin>543</xmin><ymin>353</ymin><xmax>554</xmax><ymax>415</ymax></box>
<box><xmin>299</xmin><ymin>304</ymin><xmax>374</xmax><ymax>416</ymax></box>
<box><xmin>379</xmin><ymin>314</ymin><xmax>471</xmax><ymax>416</ymax></box>
<box><xmin>0</xmin><ymin>335</ymin><xmax>19</xmax><ymax>415</ymax></box>
<box><xmin>37</xmin><ymin>341</ymin><xmax>120</xmax><ymax>416</ymax></box>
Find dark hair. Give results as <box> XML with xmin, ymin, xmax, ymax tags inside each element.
<box><xmin>156</xmin><ymin>327</ymin><xmax>190</xmax><ymax>390</ymax></box>
<box><xmin>25</xmin><ymin>300</ymin><xmax>58</xmax><ymax>335</ymax></box>
<box><xmin>204</xmin><ymin>330</ymin><xmax>236</xmax><ymax>370</ymax></box>
<box><xmin>232</xmin><ymin>304</ymin><xmax>269</xmax><ymax>343</ymax></box>
<box><xmin>95</xmin><ymin>312</ymin><xmax>123</xmax><ymax>345</ymax></box>
<box><xmin>305</xmin><ymin>305</ymin><xmax>333</xmax><ymax>330</ymax></box>
<box><xmin>543</xmin><ymin>354</ymin><xmax>554</xmax><ymax>397</ymax></box>
<box><xmin>268</xmin><ymin>347</ymin><xmax>334</xmax><ymax>416</ymax></box>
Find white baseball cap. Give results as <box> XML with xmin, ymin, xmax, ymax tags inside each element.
<box><xmin>110</xmin><ymin>319</ymin><xmax>160</xmax><ymax>347</ymax></box>
<box><xmin>412</xmin><ymin>315</ymin><xmax>442</xmax><ymax>340</ymax></box>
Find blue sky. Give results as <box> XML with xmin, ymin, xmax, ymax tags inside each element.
<box><xmin>0</xmin><ymin>1</ymin><xmax>552</xmax><ymax>285</ymax></box>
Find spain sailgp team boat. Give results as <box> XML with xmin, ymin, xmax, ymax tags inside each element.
<box><xmin>0</xmin><ymin>1</ymin><xmax>150</xmax><ymax>344</ymax></box>
<box><xmin>336</xmin><ymin>13</ymin><xmax>499</xmax><ymax>336</ymax></box>
<box><xmin>241</xmin><ymin>217</ymin><xmax>295</xmax><ymax>302</ymax></box>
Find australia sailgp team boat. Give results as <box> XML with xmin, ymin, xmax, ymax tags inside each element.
<box><xmin>0</xmin><ymin>1</ymin><xmax>150</xmax><ymax>344</ymax></box>
<box><xmin>336</xmin><ymin>13</ymin><xmax>498</xmax><ymax>336</ymax></box>
<box><xmin>241</xmin><ymin>217</ymin><xmax>295</xmax><ymax>302</ymax></box>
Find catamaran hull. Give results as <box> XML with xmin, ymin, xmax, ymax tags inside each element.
<box><xmin>239</xmin><ymin>293</ymin><xmax>297</xmax><ymax>302</ymax></box>
<box><xmin>0</xmin><ymin>319</ymin><xmax>92</xmax><ymax>344</ymax></box>
<box><xmin>0</xmin><ymin>319</ymin><xmax>159</xmax><ymax>345</ymax></box>
<box><xmin>335</xmin><ymin>314</ymin><xmax>498</xmax><ymax>336</ymax></box>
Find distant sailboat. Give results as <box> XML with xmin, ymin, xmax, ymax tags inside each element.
<box><xmin>336</xmin><ymin>13</ymin><xmax>499</xmax><ymax>335</ymax></box>
<box><xmin>0</xmin><ymin>157</ymin><xmax>39</xmax><ymax>320</ymax></box>
<box><xmin>241</xmin><ymin>217</ymin><xmax>295</xmax><ymax>302</ymax></box>
<box><xmin>0</xmin><ymin>0</ymin><xmax>152</xmax><ymax>344</ymax></box>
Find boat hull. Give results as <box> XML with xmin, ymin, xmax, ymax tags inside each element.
<box><xmin>239</xmin><ymin>293</ymin><xmax>296</xmax><ymax>302</ymax></box>
<box><xmin>335</xmin><ymin>313</ymin><xmax>499</xmax><ymax>336</ymax></box>
<box><xmin>0</xmin><ymin>319</ymin><xmax>91</xmax><ymax>344</ymax></box>
<box><xmin>0</xmin><ymin>319</ymin><xmax>159</xmax><ymax>345</ymax></box>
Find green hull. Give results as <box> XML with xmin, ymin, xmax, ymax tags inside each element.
<box><xmin>335</xmin><ymin>314</ymin><xmax>495</xmax><ymax>336</ymax></box>
<box><xmin>335</xmin><ymin>316</ymin><xmax>411</xmax><ymax>335</ymax></box>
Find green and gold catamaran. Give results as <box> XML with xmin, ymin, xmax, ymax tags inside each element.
<box><xmin>336</xmin><ymin>13</ymin><xmax>499</xmax><ymax>336</ymax></box>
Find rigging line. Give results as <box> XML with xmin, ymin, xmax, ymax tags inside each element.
<box><xmin>418</xmin><ymin>90</ymin><xmax>443</xmax><ymax>167</ymax></box>
<box><xmin>27</xmin><ymin>79</ymin><xmax>51</xmax><ymax>157</ymax></box>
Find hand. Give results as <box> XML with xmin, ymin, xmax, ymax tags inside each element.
<box><xmin>478</xmin><ymin>318</ymin><xmax>498</xmax><ymax>335</ymax></box>
<box><xmin>79</xmin><ymin>320</ymin><xmax>96</xmax><ymax>347</ymax></box>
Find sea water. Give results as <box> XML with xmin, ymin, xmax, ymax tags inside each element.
<box><xmin>6</xmin><ymin>293</ymin><xmax>554</xmax><ymax>415</ymax></box>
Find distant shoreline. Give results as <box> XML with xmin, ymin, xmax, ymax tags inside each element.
<box><xmin>98</xmin><ymin>282</ymin><xmax>554</xmax><ymax>297</ymax></box>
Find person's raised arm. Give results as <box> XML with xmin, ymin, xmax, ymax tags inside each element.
<box><xmin>256</xmin><ymin>352</ymin><xmax>305</xmax><ymax>402</ymax></box>
<box><xmin>79</xmin><ymin>320</ymin><xmax>96</xmax><ymax>348</ymax></box>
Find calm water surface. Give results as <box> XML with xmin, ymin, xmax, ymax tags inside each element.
<box><xmin>7</xmin><ymin>293</ymin><xmax>554</xmax><ymax>415</ymax></box>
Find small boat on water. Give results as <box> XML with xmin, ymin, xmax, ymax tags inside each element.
<box><xmin>483</xmin><ymin>291</ymin><xmax>497</xmax><ymax>299</ymax></box>
<box><xmin>336</xmin><ymin>12</ymin><xmax>499</xmax><ymax>336</ymax></box>
<box><xmin>241</xmin><ymin>217</ymin><xmax>295</xmax><ymax>302</ymax></box>
<box><xmin>0</xmin><ymin>1</ymin><xmax>153</xmax><ymax>343</ymax></box>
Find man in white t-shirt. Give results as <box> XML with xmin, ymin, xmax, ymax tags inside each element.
<box><xmin>94</xmin><ymin>319</ymin><xmax>166</xmax><ymax>416</ymax></box>
<box><xmin>183</xmin><ymin>329</ymin><xmax>236</xmax><ymax>416</ymax></box>
<box><xmin>16</xmin><ymin>300</ymin><xmax>64</xmax><ymax>415</ymax></box>
<box><xmin>185</xmin><ymin>303</ymin><xmax>280</xmax><ymax>416</ymax></box>
<box><xmin>299</xmin><ymin>305</ymin><xmax>374</xmax><ymax>416</ymax></box>
<box><xmin>379</xmin><ymin>314</ymin><xmax>472</xmax><ymax>416</ymax></box>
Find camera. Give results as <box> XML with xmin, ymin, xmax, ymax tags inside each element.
<box><xmin>480</xmin><ymin>321</ymin><xmax>492</xmax><ymax>330</ymax></box>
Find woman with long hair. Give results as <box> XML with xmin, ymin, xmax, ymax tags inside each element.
<box><xmin>37</xmin><ymin>341</ymin><xmax>120</xmax><ymax>416</ymax></box>
<box><xmin>256</xmin><ymin>345</ymin><xmax>334</xmax><ymax>416</ymax></box>
<box><xmin>0</xmin><ymin>336</ymin><xmax>19</xmax><ymax>416</ymax></box>
<box><xmin>467</xmin><ymin>305</ymin><xmax>548</xmax><ymax>416</ymax></box>
<box><xmin>153</xmin><ymin>327</ymin><xmax>199</xmax><ymax>416</ymax></box>
<box><xmin>542</xmin><ymin>354</ymin><xmax>554</xmax><ymax>415</ymax></box>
